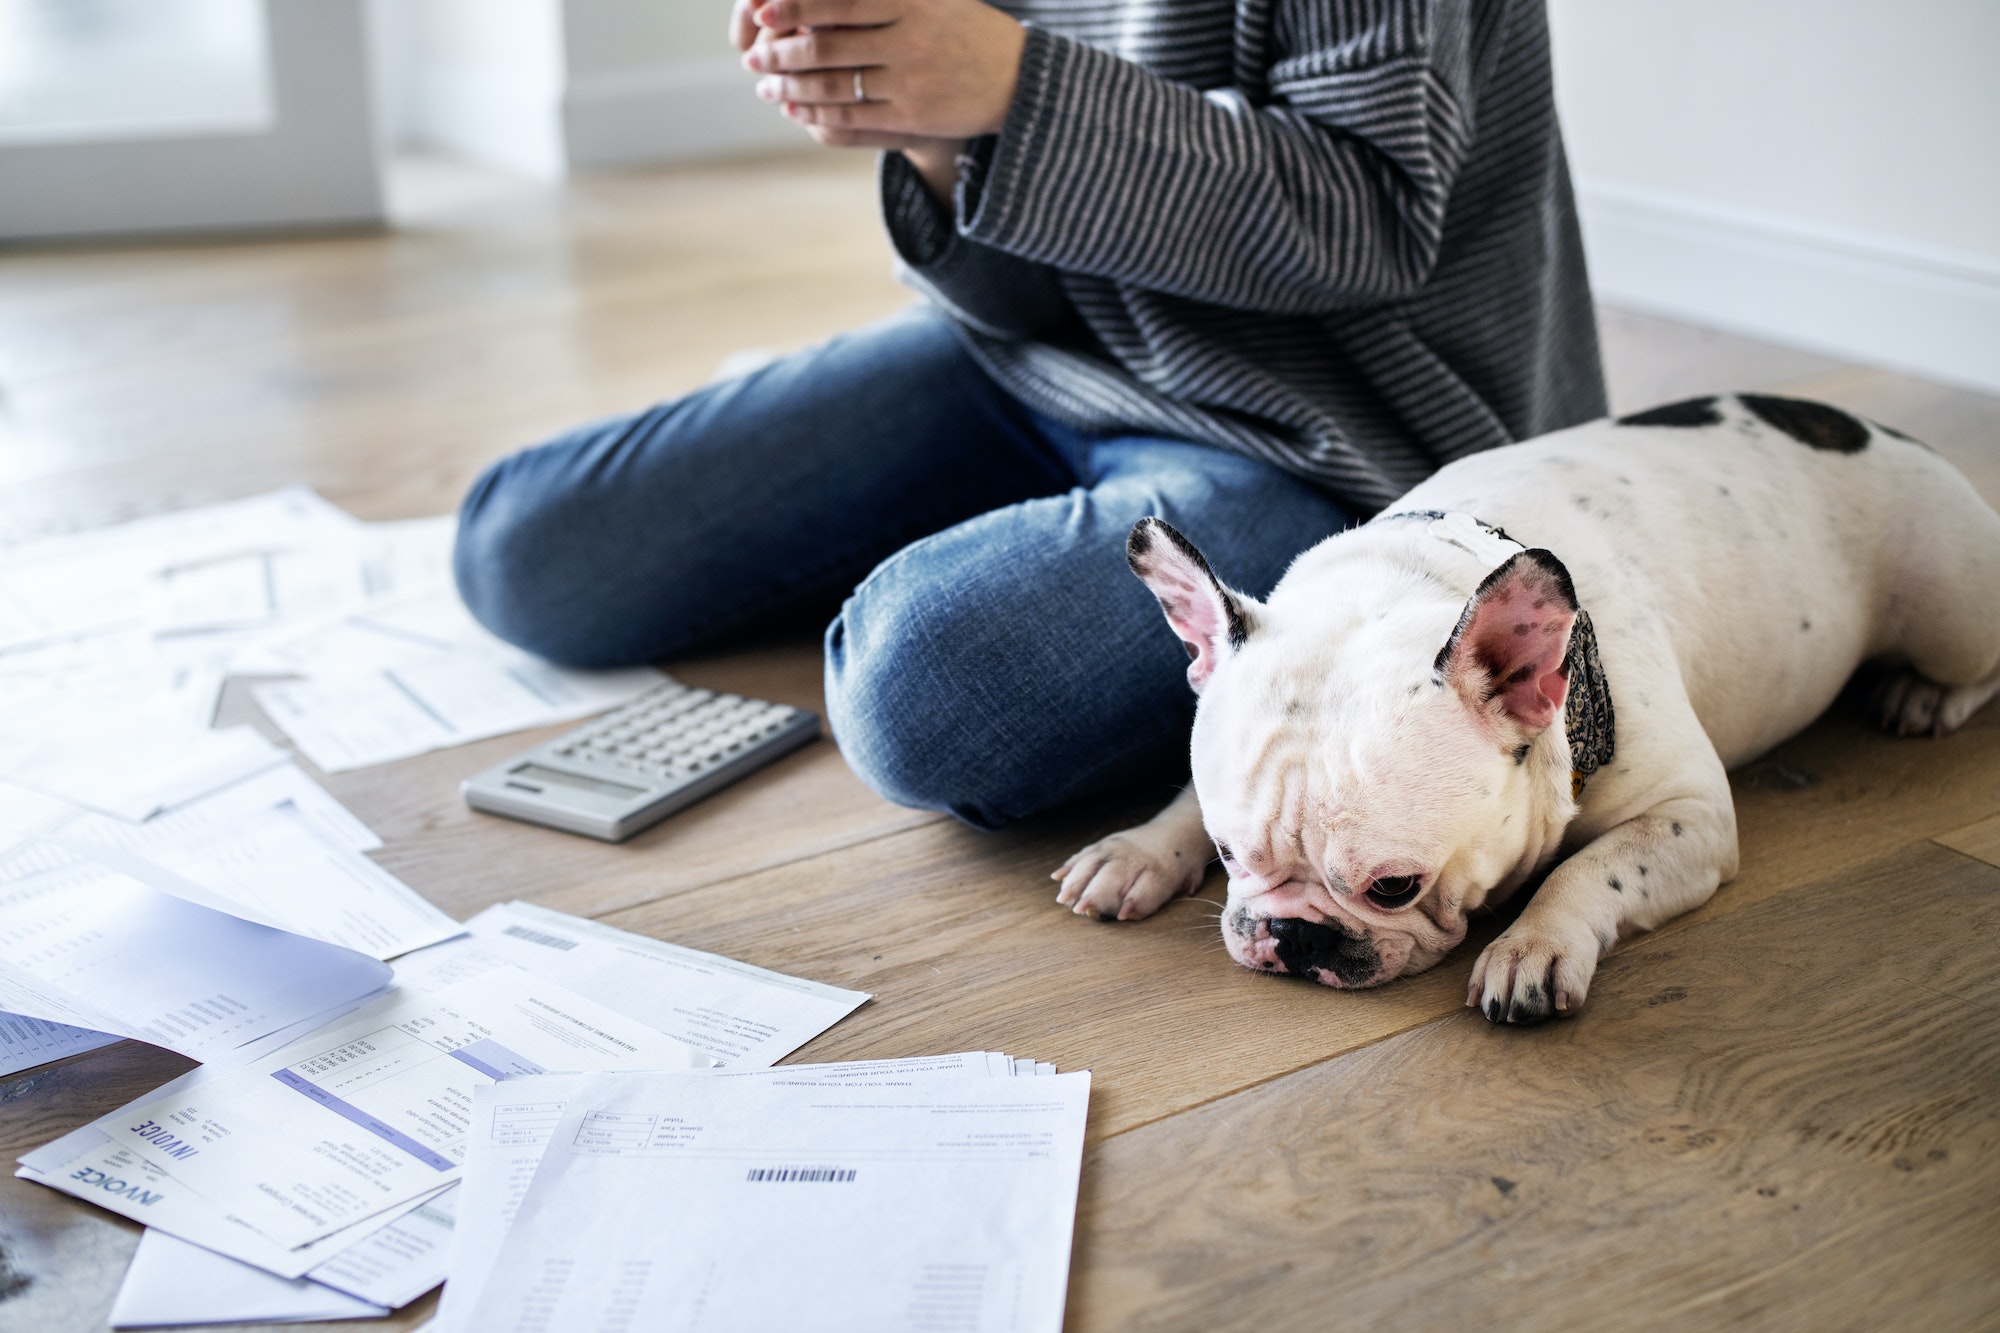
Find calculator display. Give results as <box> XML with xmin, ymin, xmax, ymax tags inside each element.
<box><xmin>509</xmin><ymin>763</ymin><xmax>646</xmax><ymax>798</ymax></box>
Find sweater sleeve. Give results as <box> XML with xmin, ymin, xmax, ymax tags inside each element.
<box><xmin>878</xmin><ymin>147</ymin><xmax>1075</xmax><ymax>340</ymax></box>
<box><xmin>961</xmin><ymin>0</ymin><xmax>1477</xmax><ymax>315</ymax></box>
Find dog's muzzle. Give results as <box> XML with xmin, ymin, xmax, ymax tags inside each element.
<box><xmin>1266</xmin><ymin>916</ymin><xmax>1381</xmax><ymax>986</ymax></box>
<box><xmin>1223</xmin><ymin>908</ymin><xmax>1385</xmax><ymax>987</ymax></box>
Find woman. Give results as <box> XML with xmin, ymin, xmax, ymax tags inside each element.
<box><xmin>453</xmin><ymin>0</ymin><xmax>1605</xmax><ymax>834</ymax></box>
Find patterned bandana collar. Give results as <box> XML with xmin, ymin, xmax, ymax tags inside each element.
<box><xmin>1378</xmin><ymin>509</ymin><xmax>1617</xmax><ymax>796</ymax></box>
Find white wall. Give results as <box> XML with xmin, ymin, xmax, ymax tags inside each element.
<box><xmin>370</xmin><ymin>0</ymin><xmax>567</xmax><ymax>178</ymax></box>
<box><xmin>1549</xmin><ymin>0</ymin><xmax>2000</xmax><ymax>394</ymax></box>
<box><xmin>561</xmin><ymin>0</ymin><xmax>732</xmax><ymax>73</ymax></box>
<box><xmin>371</xmin><ymin>0</ymin><xmax>795</xmax><ymax>178</ymax></box>
<box><xmin>561</xmin><ymin>0</ymin><xmax>798</xmax><ymax>170</ymax></box>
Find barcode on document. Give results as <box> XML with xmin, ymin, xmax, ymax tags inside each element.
<box><xmin>745</xmin><ymin>1167</ymin><xmax>856</xmax><ymax>1183</ymax></box>
<box><xmin>502</xmin><ymin>924</ymin><xmax>578</xmax><ymax>951</ymax></box>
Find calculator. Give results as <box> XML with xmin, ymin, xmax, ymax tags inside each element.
<box><xmin>460</xmin><ymin>679</ymin><xmax>820</xmax><ymax>842</ymax></box>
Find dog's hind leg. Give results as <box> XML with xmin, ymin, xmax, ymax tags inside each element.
<box><xmin>1871</xmin><ymin>661</ymin><xmax>2000</xmax><ymax>737</ymax></box>
<box><xmin>1866</xmin><ymin>445</ymin><xmax>2000</xmax><ymax>737</ymax></box>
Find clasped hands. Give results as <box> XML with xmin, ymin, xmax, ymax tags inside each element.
<box><xmin>731</xmin><ymin>0</ymin><xmax>1026</xmax><ymax>194</ymax></box>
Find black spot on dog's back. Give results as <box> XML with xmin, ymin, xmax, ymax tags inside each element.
<box><xmin>1868</xmin><ymin>417</ymin><xmax>1934</xmax><ymax>449</ymax></box>
<box><xmin>1618</xmin><ymin>396</ymin><xmax>1721</xmax><ymax>428</ymax></box>
<box><xmin>1741</xmin><ymin>394</ymin><xmax>1870</xmax><ymax>453</ymax></box>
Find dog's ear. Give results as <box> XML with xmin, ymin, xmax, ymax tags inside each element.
<box><xmin>1435</xmin><ymin>549</ymin><xmax>1578</xmax><ymax>732</ymax></box>
<box><xmin>1127</xmin><ymin>517</ymin><xmax>1254</xmax><ymax>693</ymax></box>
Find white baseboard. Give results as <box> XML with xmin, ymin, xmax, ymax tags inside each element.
<box><xmin>562</xmin><ymin>58</ymin><xmax>804</xmax><ymax>170</ymax></box>
<box><xmin>1576</xmin><ymin>177</ymin><xmax>2000</xmax><ymax>397</ymax></box>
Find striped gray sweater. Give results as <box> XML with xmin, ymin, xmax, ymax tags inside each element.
<box><xmin>880</xmin><ymin>0</ymin><xmax>1607</xmax><ymax>510</ymax></box>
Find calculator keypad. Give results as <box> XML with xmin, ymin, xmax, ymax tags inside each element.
<box><xmin>555</xmin><ymin>683</ymin><xmax>801</xmax><ymax>785</ymax></box>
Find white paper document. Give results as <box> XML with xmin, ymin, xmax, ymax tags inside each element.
<box><xmin>0</xmin><ymin>493</ymin><xmax>367</xmax><ymax>822</ymax></box>
<box><xmin>0</xmin><ymin>710</ymin><xmax>282</xmax><ymax>822</ymax></box>
<box><xmin>0</xmin><ymin>858</ymin><xmax>391</xmax><ymax>1061</ymax></box>
<box><xmin>0</xmin><ymin>762</ymin><xmax>377</xmax><ymax>865</ymax></box>
<box><xmin>250</xmin><ymin>587</ymin><xmax>662</xmax><ymax>772</ymax></box>
<box><xmin>398</xmin><ymin>901</ymin><xmax>870</xmax><ymax>1066</ymax></box>
<box><xmin>459</xmin><ymin>1066</ymin><xmax>1091</xmax><ymax>1333</ymax></box>
<box><xmin>174</xmin><ymin>762</ymin><xmax>383</xmax><ymax>849</ymax></box>
<box><xmin>227</xmin><ymin>577</ymin><xmax>483</xmax><ymax>679</ymax></box>
<box><xmin>146</xmin><ymin>514</ymin><xmax>449</xmax><ymax>639</ymax></box>
<box><xmin>2</xmin><ymin>490</ymin><xmax>649</xmax><ymax>789</ymax></box>
<box><xmin>0</xmin><ymin>487</ymin><xmax>362</xmax><ymax>655</ymax></box>
<box><xmin>433</xmin><ymin>1054</ymin><xmax>1056</xmax><ymax>1333</ymax></box>
<box><xmin>107</xmin><ymin>1061</ymin><xmax>1001</xmax><ymax>1328</ymax></box>
<box><xmin>0</xmin><ymin>766</ymin><xmax>415</xmax><ymax>1076</ymax></box>
<box><xmin>42</xmin><ymin>970</ymin><xmax>711</xmax><ymax>1255</ymax></box>
<box><xmin>0</xmin><ymin>492</ymin><xmax>594</xmax><ymax>796</ymax></box>
<box><xmin>23</xmin><ymin>1126</ymin><xmax>456</xmax><ymax>1284</ymax></box>
<box><xmin>0</xmin><ymin>1010</ymin><xmax>121</xmax><ymax>1076</ymax></box>
<box><xmin>0</xmin><ymin>754</ymin><xmax>447</xmax><ymax>970</ymax></box>
<box><xmin>109</xmin><ymin>1229</ymin><xmax>389</xmax><ymax>1328</ymax></box>
<box><xmin>306</xmin><ymin>1179</ymin><xmax>460</xmax><ymax>1308</ymax></box>
<box><xmin>61</xmin><ymin>762</ymin><xmax>381</xmax><ymax>854</ymax></box>
<box><xmin>30</xmin><ymin>903</ymin><xmax>874</xmax><ymax>1325</ymax></box>
<box><xmin>55</xmin><ymin>805</ymin><xmax>459</xmax><ymax>961</ymax></box>
<box><xmin>121</xmin><ymin>907</ymin><xmax>869</xmax><ymax>1322</ymax></box>
<box><xmin>105</xmin><ymin>1185</ymin><xmax>456</xmax><ymax>1324</ymax></box>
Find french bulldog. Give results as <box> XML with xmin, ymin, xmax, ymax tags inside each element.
<box><xmin>1051</xmin><ymin>394</ymin><xmax>2000</xmax><ymax>1023</ymax></box>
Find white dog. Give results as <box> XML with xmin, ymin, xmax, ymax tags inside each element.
<box><xmin>1051</xmin><ymin>394</ymin><xmax>2000</xmax><ymax>1023</ymax></box>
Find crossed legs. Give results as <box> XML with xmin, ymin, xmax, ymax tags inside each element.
<box><xmin>454</xmin><ymin>308</ymin><xmax>1353</xmax><ymax>827</ymax></box>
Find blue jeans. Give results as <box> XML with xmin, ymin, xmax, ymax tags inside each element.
<box><xmin>454</xmin><ymin>308</ymin><xmax>1355</xmax><ymax>828</ymax></box>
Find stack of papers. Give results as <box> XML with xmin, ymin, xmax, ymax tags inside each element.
<box><xmin>5</xmin><ymin>490</ymin><xmax>1094</xmax><ymax>1330</ymax></box>
<box><xmin>436</xmin><ymin>1055</ymin><xmax>1087</xmax><ymax>1333</ymax></box>
<box><xmin>21</xmin><ymin>903</ymin><xmax>873</xmax><ymax>1326</ymax></box>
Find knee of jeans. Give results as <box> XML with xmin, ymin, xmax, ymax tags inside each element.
<box><xmin>453</xmin><ymin>453</ymin><xmax>620</xmax><ymax>666</ymax></box>
<box><xmin>823</xmin><ymin>583</ymin><xmax>1023</xmax><ymax>831</ymax></box>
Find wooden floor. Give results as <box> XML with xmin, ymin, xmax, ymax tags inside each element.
<box><xmin>3</xmin><ymin>151</ymin><xmax>1998</xmax><ymax>1332</ymax></box>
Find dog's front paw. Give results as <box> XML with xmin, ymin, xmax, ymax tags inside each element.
<box><xmin>1052</xmin><ymin>829</ymin><xmax>1205</xmax><ymax>922</ymax></box>
<box><xmin>1466</xmin><ymin>921</ymin><xmax>1601</xmax><ymax>1026</ymax></box>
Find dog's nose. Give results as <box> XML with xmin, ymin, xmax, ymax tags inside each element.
<box><xmin>1266</xmin><ymin>916</ymin><xmax>1381</xmax><ymax>987</ymax></box>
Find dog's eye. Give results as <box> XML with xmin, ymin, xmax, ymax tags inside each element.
<box><xmin>1366</xmin><ymin>876</ymin><xmax>1423</xmax><ymax>909</ymax></box>
<box><xmin>1213</xmin><ymin>841</ymin><xmax>1234</xmax><ymax>863</ymax></box>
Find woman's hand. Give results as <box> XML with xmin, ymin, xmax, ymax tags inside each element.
<box><xmin>742</xmin><ymin>0</ymin><xmax>1027</xmax><ymax>143</ymax></box>
<box><xmin>728</xmin><ymin>0</ymin><xmax>766</xmax><ymax>51</ymax></box>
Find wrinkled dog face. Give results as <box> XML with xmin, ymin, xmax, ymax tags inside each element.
<box><xmin>1127</xmin><ymin>518</ymin><xmax>1581</xmax><ymax>988</ymax></box>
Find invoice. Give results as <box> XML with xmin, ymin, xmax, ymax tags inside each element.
<box><xmin>397</xmin><ymin>900</ymin><xmax>869</xmax><ymax>1066</ymax></box>
<box><xmin>464</xmin><ymin>1068</ymin><xmax>1091</xmax><ymax>1333</ymax></box>
<box><xmin>433</xmin><ymin>1053</ymin><xmax>1049</xmax><ymax>1331</ymax></box>
<box><xmin>77</xmin><ymin>969</ymin><xmax>711</xmax><ymax>1250</ymax></box>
